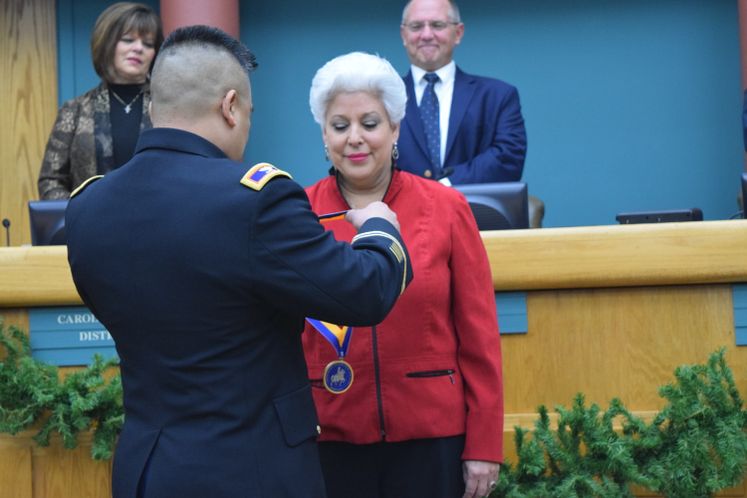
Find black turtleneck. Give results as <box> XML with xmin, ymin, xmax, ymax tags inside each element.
<box><xmin>109</xmin><ymin>83</ymin><xmax>144</xmax><ymax>170</ymax></box>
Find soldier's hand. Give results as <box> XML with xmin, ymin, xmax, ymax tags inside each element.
<box><xmin>346</xmin><ymin>201</ymin><xmax>400</xmax><ymax>232</ymax></box>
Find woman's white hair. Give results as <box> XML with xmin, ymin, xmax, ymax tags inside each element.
<box><xmin>309</xmin><ymin>52</ymin><xmax>407</xmax><ymax>126</ymax></box>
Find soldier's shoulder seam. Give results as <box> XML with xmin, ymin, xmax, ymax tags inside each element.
<box><xmin>70</xmin><ymin>175</ymin><xmax>104</xmax><ymax>198</ymax></box>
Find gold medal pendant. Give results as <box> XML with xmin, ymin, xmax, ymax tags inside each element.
<box><xmin>323</xmin><ymin>359</ymin><xmax>354</xmax><ymax>394</ymax></box>
<box><xmin>305</xmin><ymin>318</ymin><xmax>354</xmax><ymax>394</ymax></box>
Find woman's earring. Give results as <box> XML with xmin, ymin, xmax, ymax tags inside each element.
<box><xmin>324</xmin><ymin>144</ymin><xmax>330</xmax><ymax>161</ymax></box>
<box><xmin>391</xmin><ymin>142</ymin><xmax>399</xmax><ymax>162</ymax></box>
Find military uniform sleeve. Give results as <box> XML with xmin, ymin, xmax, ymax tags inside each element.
<box><xmin>249</xmin><ymin>177</ymin><xmax>413</xmax><ymax>326</ymax></box>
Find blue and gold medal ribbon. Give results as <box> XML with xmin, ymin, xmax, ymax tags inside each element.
<box><xmin>306</xmin><ymin>318</ymin><xmax>352</xmax><ymax>358</ymax></box>
<box><xmin>317</xmin><ymin>210</ymin><xmax>348</xmax><ymax>224</ymax></box>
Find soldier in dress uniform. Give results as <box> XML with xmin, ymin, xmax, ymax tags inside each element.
<box><xmin>65</xmin><ymin>25</ymin><xmax>412</xmax><ymax>498</ymax></box>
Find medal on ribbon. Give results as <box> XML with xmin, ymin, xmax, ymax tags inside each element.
<box><xmin>306</xmin><ymin>318</ymin><xmax>354</xmax><ymax>394</ymax></box>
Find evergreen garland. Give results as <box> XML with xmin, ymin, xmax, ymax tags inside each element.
<box><xmin>495</xmin><ymin>349</ymin><xmax>747</xmax><ymax>497</ymax></box>
<box><xmin>0</xmin><ymin>321</ymin><xmax>122</xmax><ymax>459</ymax></box>
<box><xmin>0</xmin><ymin>319</ymin><xmax>746</xmax><ymax>497</ymax></box>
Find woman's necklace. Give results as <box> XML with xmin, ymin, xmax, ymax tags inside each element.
<box><xmin>110</xmin><ymin>87</ymin><xmax>144</xmax><ymax>114</ymax></box>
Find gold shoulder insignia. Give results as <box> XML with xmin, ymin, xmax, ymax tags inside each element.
<box><xmin>240</xmin><ymin>162</ymin><xmax>292</xmax><ymax>191</ymax></box>
<box><xmin>70</xmin><ymin>175</ymin><xmax>104</xmax><ymax>198</ymax></box>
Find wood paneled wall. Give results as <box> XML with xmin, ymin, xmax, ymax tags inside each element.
<box><xmin>0</xmin><ymin>0</ymin><xmax>58</xmax><ymax>247</ymax></box>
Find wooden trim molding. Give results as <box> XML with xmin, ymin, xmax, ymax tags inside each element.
<box><xmin>484</xmin><ymin>220</ymin><xmax>747</xmax><ymax>290</ymax></box>
<box><xmin>0</xmin><ymin>246</ymin><xmax>80</xmax><ymax>307</ymax></box>
<box><xmin>2</xmin><ymin>220</ymin><xmax>747</xmax><ymax>307</ymax></box>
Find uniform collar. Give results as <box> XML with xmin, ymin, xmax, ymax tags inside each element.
<box><xmin>135</xmin><ymin>127</ymin><xmax>228</xmax><ymax>159</ymax></box>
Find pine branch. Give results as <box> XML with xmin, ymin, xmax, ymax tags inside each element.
<box><xmin>495</xmin><ymin>349</ymin><xmax>747</xmax><ymax>498</ymax></box>
<box><xmin>0</xmin><ymin>320</ymin><xmax>122</xmax><ymax>460</ymax></box>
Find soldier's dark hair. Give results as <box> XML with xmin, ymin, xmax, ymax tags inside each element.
<box><xmin>160</xmin><ymin>25</ymin><xmax>257</xmax><ymax>74</ymax></box>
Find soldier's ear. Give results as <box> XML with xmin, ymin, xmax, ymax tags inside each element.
<box><xmin>221</xmin><ymin>89</ymin><xmax>238</xmax><ymax>127</ymax></box>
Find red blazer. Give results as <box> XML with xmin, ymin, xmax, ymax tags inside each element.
<box><xmin>303</xmin><ymin>170</ymin><xmax>504</xmax><ymax>462</ymax></box>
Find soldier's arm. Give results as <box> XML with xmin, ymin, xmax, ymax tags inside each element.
<box><xmin>246</xmin><ymin>170</ymin><xmax>412</xmax><ymax>326</ymax></box>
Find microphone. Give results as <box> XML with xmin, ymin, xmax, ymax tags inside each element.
<box><xmin>2</xmin><ymin>219</ymin><xmax>10</xmax><ymax>247</ymax></box>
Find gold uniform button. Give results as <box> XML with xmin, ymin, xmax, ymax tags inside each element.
<box><xmin>316</xmin><ymin>425</ymin><xmax>321</xmax><ymax>435</ymax></box>
<box><xmin>424</xmin><ymin>169</ymin><xmax>432</xmax><ymax>178</ymax></box>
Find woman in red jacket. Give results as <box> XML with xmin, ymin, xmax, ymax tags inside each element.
<box><xmin>303</xmin><ymin>51</ymin><xmax>503</xmax><ymax>498</ymax></box>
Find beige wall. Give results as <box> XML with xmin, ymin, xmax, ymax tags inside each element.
<box><xmin>0</xmin><ymin>0</ymin><xmax>58</xmax><ymax>247</ymax></box>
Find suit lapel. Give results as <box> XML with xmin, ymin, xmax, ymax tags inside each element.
<box><xmin>445</xmin><ymin>67</ymin><xmax>476</xmax><ymax>163</ymax></box>
<box><xmin>403</xmin><ymin>72</ymin><xmax>430</xmax><ymax>159</ymax></box>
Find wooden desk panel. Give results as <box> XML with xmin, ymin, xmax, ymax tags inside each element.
<box><xmin>2</xmin><ymin>222</ymin><xmax>747</xmax><ymax>496</ymax></box>
<box><xmin>0</xmin><ymin>247</ymin><xmax>80</xmax><ymax>307</ymax></box>
<box><xmin>503</xmin><ymin>284</ymin><xmax>741</xmax><ymax>413</ymax></box>
<box><xmin>31</xmin><ymin>435</ymin><xmax>112</xmax><ymax>498</ymax></box>
<box><xmin>4</xmin><ymin>220</ymin><xmax>747</xmax><ymax>303</ymax></box>
<box><xmin>0</xmin><ymin>432</ymin><xmax>111</xmax><ymax>498</ymax></box>
<box><xmin>0</xmin><ymin>435</ymin><xmax>31</xmax><ymax>498</ymax></box>
<box><xmin>484</xmin><ymin>220</ymin><xmax>747</xmax><ymax>290</ymax></box>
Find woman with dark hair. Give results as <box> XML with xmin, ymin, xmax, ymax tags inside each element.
<box><xmin>38</xmin><ymin>2</ymin><xmax>163</xmax><ymax>199</ymax></box>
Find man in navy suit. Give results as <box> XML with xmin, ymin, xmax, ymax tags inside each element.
<box><xmin>398</xmin><ymin>0</ymin><xmax>527</xmax><ymax>185</ymax></box>
<box><xmin>66</xmin><ymin>26</ymin><xmax>412</xmax><ymax>498</ymax></box>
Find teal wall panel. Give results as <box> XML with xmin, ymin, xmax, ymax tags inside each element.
<box><xmin>495</xmin><ymin>292</ymin><xmax>528</xmax><ymax>334</ymax></box>
<box><xmin>57</xmin><ymin>0</ymin><xmax>743</xmax><ymax>228</ymax></box>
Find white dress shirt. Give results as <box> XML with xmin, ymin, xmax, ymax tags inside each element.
<box><xmin>411</xmin><ymin>61</ymin><xmax>456</xmax><ymax>171</ymax></box>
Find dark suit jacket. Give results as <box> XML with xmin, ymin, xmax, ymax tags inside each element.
<box><xmin>65</xmin><ymin>128</ymin><xmax>412</xmax><ymax>498</ymax></box>
<box><xmin>398</xmin><ymin>67</ymin><xmax>527</xmax><ymax>184</ymax></box>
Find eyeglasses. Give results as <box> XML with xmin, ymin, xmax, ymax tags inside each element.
<box><xmin>402</xmin><ymin>20</ymin><xmax>460</xmax><ymax>33</ymax></box>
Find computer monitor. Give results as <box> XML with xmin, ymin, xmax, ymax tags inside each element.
<box><xmin>453</xmin><ymin>182</ymin><xmax>529</xmax><ymax>231</ymax></box>
<box><xmin>28</xmin><ymin>200</ymin><xmax>68</xmax><ymax>245</ymax></box>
